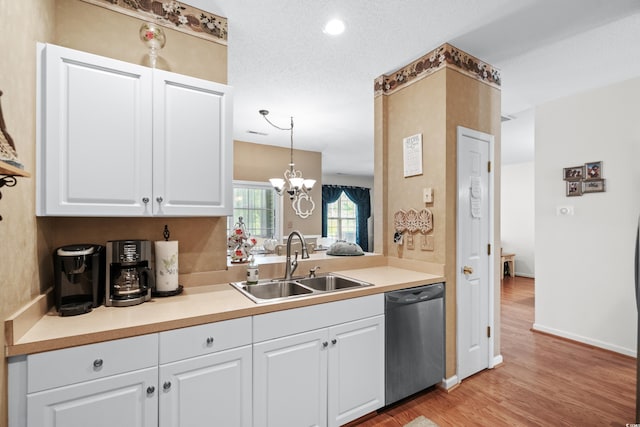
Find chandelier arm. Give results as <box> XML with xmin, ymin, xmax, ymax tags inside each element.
<box><xmin>260</xmin><ymin>113</ymin><xmax>292</xmax><ymax>131</ymax></box>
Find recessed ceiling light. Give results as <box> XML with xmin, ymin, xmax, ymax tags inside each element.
<box><xmin>323</xmin><ymin>19</ymin><xmax>345</xmax><ymax>36</ymax></box>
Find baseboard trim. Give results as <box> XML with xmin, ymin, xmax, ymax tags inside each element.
<box><xmin>441</xmin><ymin>375</ymin><xmax>459</xmax><ymax>391</ymax></box>
<box><xmin>532</xmin><ymin>323</ymin><xmax>635</xmax><ymax>357</ymax></box>
<box><xmin>491</xmin><ymin>354</ymin><xmax>504</xmax><ymax>368</ymax></box>
<box><xmin>515</xmin><ymin>272</ymin><xmax>535</xmax><ymax>278</ymax></box>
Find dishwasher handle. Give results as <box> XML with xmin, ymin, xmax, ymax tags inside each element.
<box><xmin>385</xmin><ymin>283</ymin><xmax>444</xmax><ymax>306</ymax></box>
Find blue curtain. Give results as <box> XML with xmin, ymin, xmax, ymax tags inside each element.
<box><xmin>322</xmin><ymin>185</ymin><xmax>371</xmax><ymax>252</ymax></box>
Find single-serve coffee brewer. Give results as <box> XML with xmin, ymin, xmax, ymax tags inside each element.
<box><xmin>53</xmin><ymin>244</ymin><xmax>105</xmax><ymax>316</ymax></box>
<box><xmin>106</xmin><ymin>240</ymin><xmax>154</xmax><ymax>307</ymax></box>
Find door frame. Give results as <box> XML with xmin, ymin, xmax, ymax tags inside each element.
<box><xmin>455</xmin><ymin>126</ymin><xmax>497</xmax><ymax>382</ymax></box>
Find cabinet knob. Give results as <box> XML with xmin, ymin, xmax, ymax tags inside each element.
<box><xmin>93</xmin><ymin>358</ymin><xmax>103</xmax><ymax>369</ymax></box>
<box><xmin>331</xmin><ymin>339</ymin><xmax>337</xmax><ymax>345</ymax></box>
<box><xmin>163</xmin><ymin>381</ymin><xmax>172</xmax><ymax>391</ymax></box>
<box><xmin>156</xmin><ymin>196</ymin><xmax>163</xmax><ymax>204</ymax></box>
<box><xmin>146</xmin><ymin>386</ymin><xmax>155</xmax><ymax>395</ymax></box>
<box><xmin>206</xmin><ymin>337</ymin><xmax>214</xmax><ymax>346</ymax></box>
<box><xmin>142</xmin><ymin>197</ymin><xmax>149</xmax><ymax>204</ymax></box>
<box><xmin>322</xmin><ymin>341</ymin><xmax>328</xmax><ymax>348</ymax></box>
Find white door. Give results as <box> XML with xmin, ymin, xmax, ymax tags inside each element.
<box><xmin>152</xmin><ymin>69</ymin><xmax>233</xmax><ymax>216</ymax></box>
<box><xmin>159</xmin><ymin>345</ymin><xmax>252</xmax><ymax>427</ymax></box>
<box><xmin>27</xmin><ymin>367</ymin><xmax>157</xmax><ymax>427</ymax></box>
<box><xmin>253</xmin><ymin>329</ymin><xmax>328</xmax><ymax>427</ymax></box>
<box><xmin>328</xmin><ymin>316</ymin><xmax>385</xmax><ymax>427</ymax></box>
<box><xmin>39</xmin><ymin>43</ymin><xmax>153</xmax><ymax>216</ymax></box>
<box><xmin>456</xmin><ymin>126</ymin><xmax>494</xmax><ymax>381</ymax></box>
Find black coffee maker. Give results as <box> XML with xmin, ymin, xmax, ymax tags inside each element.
<box><xmin>106</xmin><ymin>240</ymin><xmax>154</xmax><ymax>307</ymax></box>
<box><xmin>53</xmin><ymin>244</ymin><xmax>105</xmax><ymax>316</ymax></box>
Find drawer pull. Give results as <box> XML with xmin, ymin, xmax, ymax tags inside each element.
<box><xmin>206</xmin><ymin>337</ymin><xmax>214</xmax><ymax>346</ymax></box>
<box><xmin>163</xmin><ymin>381</ymin><xmax>172</xmax><ymax>391</ymax></box>
<box><xmin>146</xmin><ymin>386</ymin><xmax>155</xmax><ymax>395</ymax></box>
<box><xmin>93</xmin><ymin>359</ymin><xmax>103</xmax><ymax>369</ymax></box>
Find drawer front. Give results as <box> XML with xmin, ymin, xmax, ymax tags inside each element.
<box><xmin>159</xmin><ymin>317</ymin><xmax>252</xmax><ymax>364</ymax></box>
<box><xmin>27</xmin><ymin>334</ymin><xmax>158</xmax><ymax>393</ymax></box>
<box><xmin>253</xmin><ymin>294</ymin><xmax>384</xmax><ymax>343</ymax></box>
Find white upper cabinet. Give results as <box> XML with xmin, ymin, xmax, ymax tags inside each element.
<box><xmin>36</xmin><ymin>43</ymin><xmax>233</xmax><ymax>217</ymax></box>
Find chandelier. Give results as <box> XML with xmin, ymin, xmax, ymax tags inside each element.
<box><xmin>259</xmin><ymin>110</ymin><xmax>316</xmax><ymax>218</ymax></box>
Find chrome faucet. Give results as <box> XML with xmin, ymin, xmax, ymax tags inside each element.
<box><xmin>284</xmin><ymin>230</ymin><xmax>309</xmax><ymax>280</ymax></box>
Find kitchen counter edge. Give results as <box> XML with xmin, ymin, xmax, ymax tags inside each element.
<box><xmin>5</xmin><ymin>266</ymin><xmax>444</xmax><ymax>357</ymax></box>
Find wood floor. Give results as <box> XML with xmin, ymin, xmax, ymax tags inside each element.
<box><xmin>355</xmin><ymin>276</ymin><xmax>636</xmax><ymax>426</ymax></box>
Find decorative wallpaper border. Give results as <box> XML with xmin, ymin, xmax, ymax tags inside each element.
<box><xmin>80</xmin><ymin>0</ymin><xmax>228</xmax><ymax>45</ymax></box>
<box><xmin>374</xmin><ymin>43</ymin><xmax>501</xmax><ymax>97</ymax></box>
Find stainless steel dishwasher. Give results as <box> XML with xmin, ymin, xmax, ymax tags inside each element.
<box><xmin>385</xmin><ymin>282</ymin><xmax>445</xmax><ymax>405</ymax></box>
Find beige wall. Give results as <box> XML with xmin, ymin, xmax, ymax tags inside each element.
<box><xmin>0</xmin><ymin>1</ymin><xmax>229</xmax><ymax>424</ymax></box>
<box><xmin>0</xmin><ymin>1</ymin><xmax>55</xmax><ymax>424</ymax></box>
<box><xmin>234</xmin><ymin>140</ymin><xmax>322</xmax><ymax>238</ymax></box>
<box><xmin>375</xmin><ymin>64</ymin><xmax>501</xmax><ymax>379</ymax></box>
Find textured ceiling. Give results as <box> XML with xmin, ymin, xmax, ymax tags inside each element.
<box><xmin>187</xmin><ymin>0</ymin><xmax>640</xmax><ymax>174</ymax></box>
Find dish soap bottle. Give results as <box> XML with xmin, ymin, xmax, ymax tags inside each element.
<box><xmin>246</xmin><ymin>255</ymin><xmax>259</xmax><ymax>285</ymax></box>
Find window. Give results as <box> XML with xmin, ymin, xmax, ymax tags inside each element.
<box><xmin>227</xmin><ymin>181</ymin><xmax>280</xmax><ymax>239</ymax></box>
<box><xmin>326</xmin><ymin>192</ymin><xmax>356</xmax><ymax>242</ymax></box>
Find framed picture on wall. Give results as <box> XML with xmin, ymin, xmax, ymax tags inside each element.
<box><xmin>583</xmin><ymin>179</ymin><xmax>606</xmax><ymax>193</ymax></box>
<box><xmin>584</xmin><ymin>161</ymin><xmax>602</xmax><ymax>180</ymax></box>
<box><xmin>563</xmin><ymin>165</ymin><xmax>584</xmax><ymax>181</ymax></box>
<box><xmin>566</xmin><ymin>180</ymin><xmax>582</xmax><ymax>197</ymax></box>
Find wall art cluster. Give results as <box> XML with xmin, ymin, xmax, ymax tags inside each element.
<box><xmin>563</xmin><ymin>161</ymin><xmax>605</xmax><ymax>197</ymax></box>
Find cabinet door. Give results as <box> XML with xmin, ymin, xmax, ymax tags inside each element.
<box><xmin>152</xmin><ymin>69</ymin><xmax>233</xmax><ymax>216</ymax></box>
<box><xmin>27</xmin><ymin>367</ymin><xmax>157</xmax><ymax>427</ymax></box>
<box><xmin>38</xmin><ymin>43</ymin><xmax>153</xmax><ymax>216</ymax></box>
<box><xmin>328</xmin><ymin>315</ymin><xmax>385</xmax><ymax>427</ymax></box>
<box><xmin>253</xmin><ymin>329</ymin><xmax>328</xmax><ymax>427</ymax></box>
<box><xmin>159</xmin><ymin>345</ymin><xmax>252</xmax><ymax>427</ymax></box>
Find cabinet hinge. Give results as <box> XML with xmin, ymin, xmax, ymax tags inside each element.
<box><xmin>487</xmin><ymin>244</ymin><xmax>491</xmax><ymax>255</ymax></box>
<box><xmin>487</xmin><ymin>326</ymin><xmax>491</xmax><ymax>338</ymax></box>
<box><xmin>488</xmin><ymin>161</ymin><xmax>492</xmax><ymax>173</ymax></box>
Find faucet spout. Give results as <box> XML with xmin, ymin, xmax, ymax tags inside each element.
<box><xmin>284</xmin><ymin>230</ymin><xmax>309</xmax><ymax>280</ymax></box>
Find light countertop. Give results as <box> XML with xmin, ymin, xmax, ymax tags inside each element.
<box><xmin>5</xmin><ymin>265</ymin><xmax>444</xmax><ymax>357</ymax></box>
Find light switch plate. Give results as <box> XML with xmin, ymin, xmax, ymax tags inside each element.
<box><xmin>556</xmin><ymin>206</ymin><xmax>574</xmax><ymax>216</ymax></box>
<box><xmin>423</xmin><ymin>187</ymin><xmax>433</xmax><ymax>203</ymax></box>
<box><xmin>421</xmin><ymin>235</ymin><xmax>434</xmax><ymax>251</ymax></box>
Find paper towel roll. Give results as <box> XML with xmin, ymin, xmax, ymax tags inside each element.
<box><xmin>155</xmin><ymin>241</ymin><xmax>179</xmax><ymax>292</ymax></box>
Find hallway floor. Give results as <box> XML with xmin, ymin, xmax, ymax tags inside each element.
<box><xmin>355</xmin><ymin>276</ymin><xmax>636</xmax><ymax>426</ymax></box>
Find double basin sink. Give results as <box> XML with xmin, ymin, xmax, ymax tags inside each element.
<box><xmin>230</xmin><ymin>274</ymin><xmax>373</xmax><ymax>304</ymax></box>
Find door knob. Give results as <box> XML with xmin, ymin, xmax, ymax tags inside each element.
<box><xmin>463</xmin><ymin>266</ymin><xmax>474</xmax><ymax>275</ymax></box>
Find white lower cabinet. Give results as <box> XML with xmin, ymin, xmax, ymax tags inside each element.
<box><xmin>254</xmin><ymin>329</ymin><xmax>329</xmax><ymax>427</ymax></box>
<box><xmin>253</xmin><ymin>294</ymin><xmax>385</xmax><ymax>427</ymax></box>
<box><xmin>22</xmin><ymin>334</ymin><xmax>159</xmax><ymax>427</ymax></box>
<box><xmin>27</xmin><ymin>367</ymin><xmax>158</xmax><ymax>427</ymax></box>
<box><xmin>10</xmin><ymin>295</ymin><xmax>384</xmax><ymax>427</ymax></box>
<box><xmin>328</xmin><ymin>316</ymin><xmax>385</xmax><ymax>427</ymax></box>
<box><xmin>158</xmin><ymin>317</ymin><xmax>253</xmax><ymax>427</ymax></box>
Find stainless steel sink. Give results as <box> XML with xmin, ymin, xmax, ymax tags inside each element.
<box><xmin>296</xmin><ymin>275</ymin><xmax>368</xmax><ymax>292</ymax></box>
<box><xmin>231</xmin><ymin>280</ymin><xmax>312</xmax><ymax>303</ymax></box>
<box><xmin>230</xmin><ymin>274</ymin><xmax>372</xmax><ymax>304</ymax></box>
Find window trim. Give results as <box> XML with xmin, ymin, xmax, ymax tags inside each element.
<box><xmin>326</xmin><ymin>191</ymin><xmax>357</xmax><ymax>242</ymax></box>
<box><xmin>230</xmin><ymin>180</ymin><xmax>282</xmax><ymax>241</ymax></box>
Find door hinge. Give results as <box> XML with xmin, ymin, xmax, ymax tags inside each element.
<box><xmin>487</xmin><ymin>161</ymin><xmax>492</xmax><ymax>172</ymax></box>
<box><xmin>487</xmin><ymin>244</ymin><xmax>491</xmax><ymax>255</ymax></box>
<box><xmin>487</xmin><ymin>326</ymin><xmax>491</xmax><ymax>338</ymax></box>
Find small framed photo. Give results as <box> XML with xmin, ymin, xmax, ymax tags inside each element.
<box><xmin>563</xmin><ymin>166</ymin><xmax>584</xmax><ymax>181</ymax></box>
<box><xmin>583</xmin><ymin>179</ymin><xmax>606</xmax><ymax>193</ymax></box>
<box><xmin>584</xmin><ymin>161</ymin><xmax>602</xmax><ymax>180</ymax></box>
<box><xmin>566</xmin><ymin>181</ymin><xmax>582</xmax><ymax>197</ymax></box>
